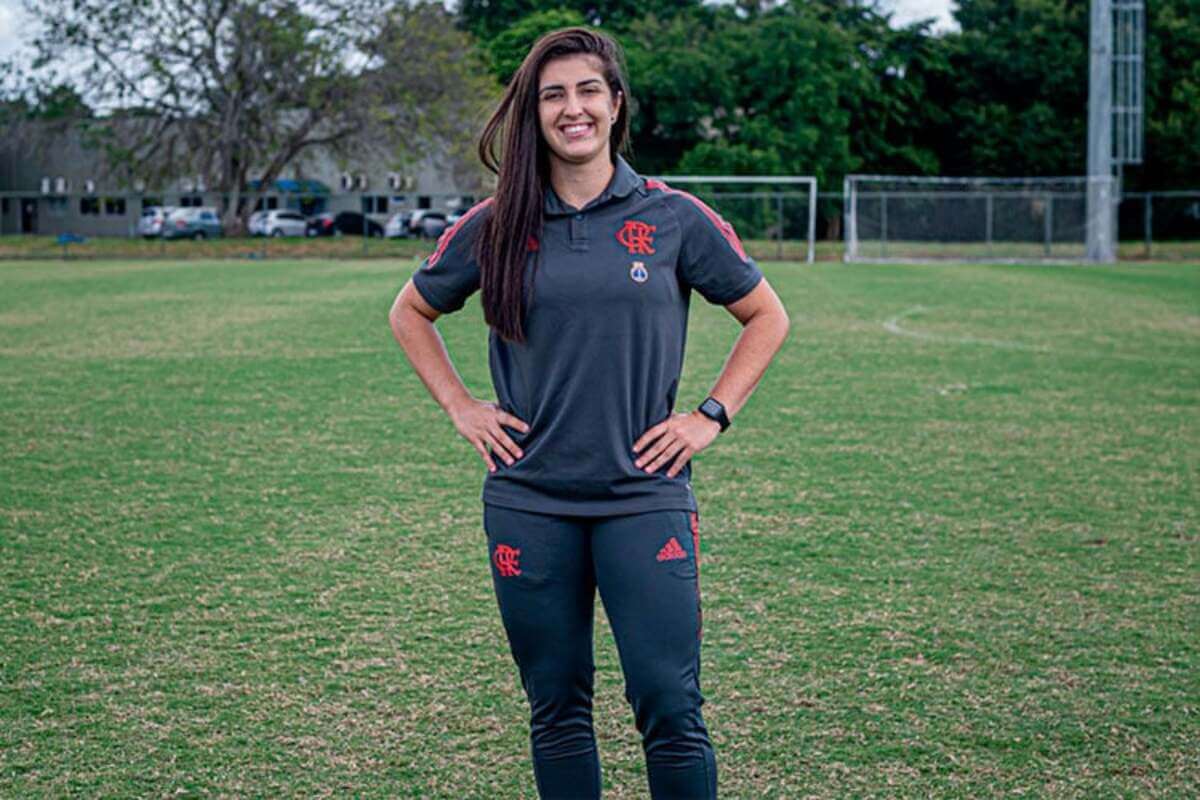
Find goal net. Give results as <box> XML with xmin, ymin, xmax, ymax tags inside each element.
<box><xmin>844</xmin><ymin>175</ymin><xmax>1118</xmax><ymax>262</ymax></box>
<box><xmin>650</xmin><ymin>175</ymin><xmax>818</xmax><ymax>263</ymax></box>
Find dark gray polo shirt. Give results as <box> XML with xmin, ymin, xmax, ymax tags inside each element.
<box><xmin>411</xmin><ymin>156</ymin><xmax>763</xmax><ymax>516</ymax></box>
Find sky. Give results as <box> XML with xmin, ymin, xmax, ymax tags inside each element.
<box><xmin>0</xmin><ymin>0</ymin><xmax>959</xmax><ymax>70</ymax></box>
<box><xmin>0</xmin><ymin>0</ymin><xmax>23</xmax><ymax>63</ymax></box>
<box><xmin>883</xmin><ymin>0</ymin><xmax>958</xmax><ymax>31</ymax></box>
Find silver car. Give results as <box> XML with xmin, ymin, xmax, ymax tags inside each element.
<box><xmin>384</xmin><ymin>211</ymin><xmax>412</xmax><ymax>239</ymax></box>
<box><xmin>162</xmin><ymin>207</ymin><xmax>223</xmax><ymax>240</ymax></box>
<box><xmin>137</xmin><ymin>206</ymin><xmax>177</xmax><ymax>238</ymax></box>
<box><xmin>407</xmin><ymin>210</ymin><xmax>448</xmax><ymax>239</ymax></box>
<box><xmin>250</xmin><ymin>209</ymin><xmax>309</xmax><ymax>237</ymax></box>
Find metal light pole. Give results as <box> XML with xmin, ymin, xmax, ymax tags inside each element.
<box><xmin>1087</xmin><ymin>0</ymin><xmax>1115</xmax><ymax>262</ymax></box>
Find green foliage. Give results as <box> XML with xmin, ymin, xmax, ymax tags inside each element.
<box><xmin>1142</xmin><ymin>0</ymin><xmax>1200</xmax><ymax>190</ymax></box>
<box><xmin>834</xmin><ymin>10</ymin><xmax>947</xmax><ymax>177</ymax></box>
<box><xmin>676</xmin><ymin>143</ymin><xmax>786</xmax><ymax>176</ymax></box>
<box><xmin>0</xmin><ymin>81</ymin><xmax>95</xmax><ymax>168</ymax></box>
<box><xmin>926</xmin><ymin>0</ymin><xmax>1200</xmax><ymax>188</ymax></box>
<box><xmin>11</xmin><ymin>0</ymin><xmax>1200</xmax><ymax>194</ymax></box>
<box><xmin>928</xmin><ymin>0</ymin><xmax>1089</xmax><ymax>177</ymax></box>
<box><xmin>25</xmin><ymin>84</ymin><xmax>92</xmax><ymax>121</ymax></box>
<box><xmin>621</xmin><ymin>5</ymin><xmax>862</xmax><ymax>237</ymax></box>
<box><xmin>461</xmin><ymin>0</ymin><xmax>698</xmax><ymax>41</ymax></box>
<box><xmin>484</xmin><ymin>8</ymin><xmax>589</xmax><ymax>85</ymax></box>
<box><xmin>619</xmin><ymin>10</ymin><xmax>728</xmax><ymax>174</ymax></box>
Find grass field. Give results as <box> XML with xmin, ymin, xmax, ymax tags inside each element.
<box><xmin>1</xmin><ymin>257</ymin><xmax>1197</xmax><ymax>798</ymax></box>
<box><xmin>4</xmin><ymin>234</ymin><xmax>1200</xmax><ymax>264</ymax></box>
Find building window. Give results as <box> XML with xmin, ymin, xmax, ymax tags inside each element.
<box><xmin>1</xmin><ymin>198</ymin><xmax>9</xmax><ymax>214</ymax></box>
<box><xmin>142</xmin><ymin>197</ymin><xmax>163</xmax><ymax>209</ymax></box>
<box><xmin>253</xmin><ymin>196</ymin><xmax>278</xmax><ymax>211</ymax></box>
<box><xmin>80</xmin><ymin>197</ymin><xmax>100</xmax><ymax>215</ymax></box>
<box><xmin>417</xmin><ymin>196</ymin><xmax>431</xmax><ymax>209</ymax></box>
<box><xmin>47</xmin><ymin>197</ymin><xmax>69</xmax><ymax>216</ymax></box>
<box><xmin>361</xmin><ymin>195</ymin><xmax>389</xmax><ymax>215</ymax></box>
<box><xmin>104</xmin><ymin>197</ymin><xmax>127</xmax><ymax>215</ymax></box>
<box><xmin>180</xmin><ymin>195</ymin><xmax>204</xmax><ymax>207</ymax></box>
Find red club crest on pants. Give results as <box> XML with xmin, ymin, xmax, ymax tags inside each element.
<box><xmin>493</xmin><ymin>544</ymin><xmax>521</xmax><ymax>577</ymax></box>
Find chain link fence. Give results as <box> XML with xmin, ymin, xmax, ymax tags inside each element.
<box><xmin>1</xmin><ymin>188</ymin><xmax>1197</xmax><ymax>262</ymax></box>
<box><xmin>0</xmin><ymin>189</ymin><xmax>476</xmax><ymax>261</ymax></box>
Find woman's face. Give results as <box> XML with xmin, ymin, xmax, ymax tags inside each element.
<box><xmin>536</xmin><ymin>54</ymin><xmax>621</xmax><ymax>170</ymax></box>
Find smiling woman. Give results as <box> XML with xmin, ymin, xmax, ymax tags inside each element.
<box><xmin>387</xmin><ymin>27</ymin><xmax>790</xmax><ymax>800</ymax></box>
<box><xmin>536</xmin><ymin>63</ymin><xmax>621</xmax><ymax>172</ymax></box>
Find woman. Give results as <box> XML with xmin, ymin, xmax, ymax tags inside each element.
<box><xmin>388</xmin><ymin>27</ymin><xmax>790</xmax><ymax>800</ymax></box>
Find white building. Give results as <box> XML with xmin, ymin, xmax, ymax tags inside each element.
<box><xmin>0</xmin><ymin>121</ymin><xmax>483</xmax><ymax>236</ymax></box>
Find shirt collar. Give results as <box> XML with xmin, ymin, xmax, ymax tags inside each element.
<box><xmin>543</xmin><ymin>155</ymin><xmax>642</xmax><ymax>217</ymax></box>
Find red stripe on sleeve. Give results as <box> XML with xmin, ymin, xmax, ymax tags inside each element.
<box><xmin>426</xmin><ymin>197</ymin><xmax>494</xmax><ymax>268</ymax></box>
<box><xmin>644</xmin><ymin>179</ymin><xmax>749</xmax><ymax>262</ymax></box>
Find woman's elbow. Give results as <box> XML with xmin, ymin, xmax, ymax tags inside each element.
<box><xmin>776</xmin><ymin>311</ymin><xmax>791</xmax><ymax>348</ymax></box>
<box><xmin>387</xmin><ymin>299</ymin><xmax>406</xmax><ymax>337</ymax></box>
<box><xmin>389</xmin><ymin>295</ymin><xmax>421</xmax><ymax>343</ymax></box>
<box><xmin>772</xmin><ymin>298</ymin><xmax>791</xmax><ymax>342</ymax></box>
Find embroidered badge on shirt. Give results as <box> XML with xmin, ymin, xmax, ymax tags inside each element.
<box><xmin>630</xmin><ymin>261</ymin><xmax>648</xmax><ymax>283</ymax></box>
<box><xmin>616</xmin><ymin>220</ymin><xmax>656</xmax><ymax>255</ymax></box>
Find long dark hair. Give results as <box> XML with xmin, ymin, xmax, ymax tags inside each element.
<box><xmin>476</xmin><ymin>27</ymin><xmax>632</xmax><ymax>344</ymax></box>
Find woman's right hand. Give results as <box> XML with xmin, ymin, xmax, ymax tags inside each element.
<box><xmin>449</xmin><ymin>398</ymin><xmax>530</xmax><ymax>472</ymax></box>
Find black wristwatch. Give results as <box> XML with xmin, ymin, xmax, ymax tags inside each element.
<box><xmin>696</xmin><ymin>396</ymin><xmax>730</xmax><ymax>432</ymax></box>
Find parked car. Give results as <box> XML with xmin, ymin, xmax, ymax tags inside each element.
<box><xmin>406</xmin><ymin>210</ymin><xmax>448</xmax><ymax>239</ymax></box>
<box><xmin>162</xmin><ymin>207</ymin><xmax>223</xmax><ymax>240</ymax></box>
<box><xmin>137</xmin><ymin>206</ymin><xmax>177</xmax><ymax>238</ymax></box>
<box><xmin>384</xmin><ymin>211</ymin><xmax>412</xmax><ymax>239</ymax></box>
<box><xmin>249</xmin><ymin>209</ymin><xmax>309</xmax><ymax>237</ymax></box>
<box><xmin>306</xmin><ymin>211</ymin><xmax>384</xmax><ymax>238</ymax></box>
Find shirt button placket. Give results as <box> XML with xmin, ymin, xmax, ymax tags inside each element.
<box><xmin>570</xmin><ymin>213</ymin><xmax>588</xmax><ymax>252</ymax></box>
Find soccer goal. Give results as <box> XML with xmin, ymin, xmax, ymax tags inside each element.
<box><xmin>651</xmin><ymin>175</ymin><xmax>818</xmax><ymax>263</ymax></box>
<box><xmin>843</xmin><ymin>174</ymin><xmax>1119</xmax><ymax>262</ymax></box>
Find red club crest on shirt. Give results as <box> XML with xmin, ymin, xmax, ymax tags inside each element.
<box><xmin>616</xmin><ymin>220</ymin><xmax>656</xmax><ymax>255</ymax></box>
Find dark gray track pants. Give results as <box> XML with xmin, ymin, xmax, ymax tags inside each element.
<box><xmin>483</xmin><ymin>504</ymin><xmax>717</xmax><ymax>800</ymax></box>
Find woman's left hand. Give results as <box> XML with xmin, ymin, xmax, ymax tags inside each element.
<box><xmin>633</xmin><ymin>411</ymin><xmax>722</xmax><ymax>478</ymax></box>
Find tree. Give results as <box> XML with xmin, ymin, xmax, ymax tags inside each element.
<box><xmin>819</xmin><ymin>2</ymin><xmax>947</xmax><ymax>178</ymax></box>
<box><xmin>923</xmin><ymin>0</ymin><xmax>1089</xmax><ymax>178</ymax></box>
<box><xmin>924</xmin><ymin>0</ymin><xmax>1200</xmax><ymax>189</ymax></box>
<box><xmin>1141</xmin><ymin>0</ymin><xmax>1200</xmax><ymax>190</ymax></box>
<box><xmin>19</xmin><ymin>0</ymin><xmax>498</xmax><ymax>229</ymax></box>
<box><xmin>0</xmin><ymin>76</ymin><xmax>100</xmax><ymax>179</ymax></box>
<box><xmin>621</xmin><ymin>5</ymin><xmax>868</xmax><ymax>183</ymax></box>
<box><xmin>485</xmin><ymin>8</ymin><xmax>589</xmax><ymax>85</ymax></box>
<box><xmin>460</xmin><ymin>0</ymin><xmax>698</xmax><ymax>42</ymax></box>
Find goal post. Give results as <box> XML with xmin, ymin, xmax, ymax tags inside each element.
<box><xmin>650</xmin><ymin>175</ymin><xmax>818</xmax><ymax>263</ymax></box>
<box><xmin>843</xmin><ymin>174</ymin><xmax>1118</xmax><ymax>262</ymax></box>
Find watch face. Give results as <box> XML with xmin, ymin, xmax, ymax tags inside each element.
<box><xmin>699</xmin><ymin>398</ymin><xmax>727</xmax><ymax>430</ymax></box>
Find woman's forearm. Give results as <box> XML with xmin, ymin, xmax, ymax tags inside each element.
<box><xmin>706</xmin><ymin>310</ymin><xmax>790</xmax><ymax>420</ymax></box>
<box><xmin>388</xmin><ymin>303</ymin><xmax>474</xmax><ymax>418</ymax></box>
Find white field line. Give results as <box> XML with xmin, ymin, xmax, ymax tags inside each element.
<box><xmin>882</xmin><ymin>306</ymin><xmax>1052</xmax><ymax>352</ymax></box>
<box><xmin>881</xmin><ymin>305</ymin><xmax>1195</xmax><ymax>367</ymax></box>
